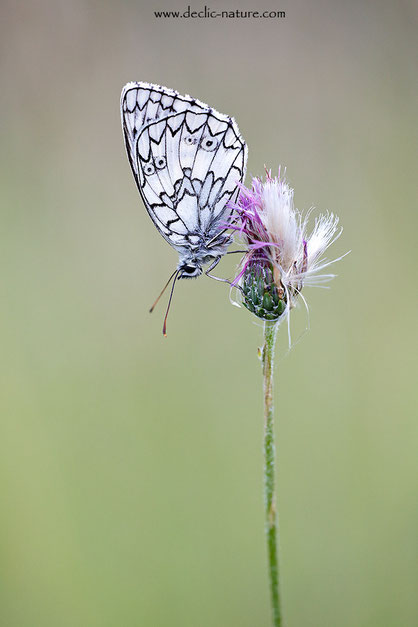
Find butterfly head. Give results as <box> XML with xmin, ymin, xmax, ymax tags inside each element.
<box><xmin>178</xmin><ymin>248</ymin><xmax>221</xmax><ymax>279</ymax></box>
<box><xmin>179</xmin><ymin>262</ymin><xmax>203</xmax><ymax>279</ymax></box>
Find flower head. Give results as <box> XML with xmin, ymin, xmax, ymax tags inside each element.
<box><xmin>227</xmin><ymin>169</ymin><xmax>345</xmax><ymax>322</ymax></box>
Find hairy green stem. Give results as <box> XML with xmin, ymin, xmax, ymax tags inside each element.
<box><xmin>262</xmin><ymin>320</ymin><xmax>281</xmax><ymax>626</ymax></box>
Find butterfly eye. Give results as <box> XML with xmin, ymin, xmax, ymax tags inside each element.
<box><xmin>154</xmin><ymin>156</ymin><xmax>166</xmax><ymax>170</ymax></box>
<box><xmin>200</xmin><ymin>137</ymin><xmax>218</xmax><ymax>151</ymax></box>
<box><xmin>144</xmin><ymin>163</ymin><xmax>155</xmax><ymax>176</ymax></box>
<box><xmin>184</xmin><ymin>136</ymin><xmax>197</xmax><ymax>145</ymax></box>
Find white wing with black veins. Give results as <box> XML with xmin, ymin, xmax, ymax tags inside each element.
<box><xmin>121</xmin><ymin>81</ymin><xmax>247</xmax><ymax>251</ymax></box>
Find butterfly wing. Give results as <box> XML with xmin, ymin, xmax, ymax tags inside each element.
<box><xmin>121</xmin><ymin>82</ymin><xmax>247</xmax><ymax>251</ymax></box>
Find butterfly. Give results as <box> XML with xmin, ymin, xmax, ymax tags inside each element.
<box><xmin>120</xmin><ymin>81</ymin><xmax>248</xmax><ymax>333</ymax></box>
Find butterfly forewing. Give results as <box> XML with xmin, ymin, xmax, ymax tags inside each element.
<box><xmin>122</xmin><ymin>83</ymin><xmax>208</xmax><ymax>184</ymax></box>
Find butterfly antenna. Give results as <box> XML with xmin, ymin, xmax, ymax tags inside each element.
<box><xmin>162</xmin><ymin>269</ymin><xmax>182</xmax><ymax>337</ymax></box>
<box><xmin>149</xmin><ymin>268</ymin><xmax>179</xmax><ymax>314</ymax></box>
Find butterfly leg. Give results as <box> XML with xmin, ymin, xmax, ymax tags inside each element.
<box><xmin>205</xmin><ymin>248</ymin><xmax>247</xmax><ymax>278</ymax></box>
<box><xmin>205</xmin><ymin>256</ymin><xmax>227</xmax><ymax>282</ymax></box>
<box><xmin>205</xmin><ymin>255</ymin><xmax>244</xmax><ymax>294</ymax></box>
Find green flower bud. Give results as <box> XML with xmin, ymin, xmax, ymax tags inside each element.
<box><xmin>241</xmin><ymin>262</ymin><xmax>287</xmax><ymax>321</ymax></box>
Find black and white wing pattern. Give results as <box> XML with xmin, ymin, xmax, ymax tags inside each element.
<box><xmin>121</xmin><ymin>82</ymin><xmax>247</xmax><ymax>253</ymax></box>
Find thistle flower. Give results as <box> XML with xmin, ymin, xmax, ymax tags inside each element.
<box><xmin>225</xmin><ymin>169</ymin><xmax>347</xmax><ymax>627</ymax></box>
<box><xmin>227</xmin><ymin>169</ymin><xmax>345</xmax><ymax>323</ymax></box>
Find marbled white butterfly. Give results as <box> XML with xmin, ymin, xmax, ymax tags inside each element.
<box><xmin>121</xmin><ymin>81</ymin><xmax>248</xmax><ymax>333</ymax></box>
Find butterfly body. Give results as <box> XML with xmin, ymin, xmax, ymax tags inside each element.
<box><xmin>121</xmin><ymin>82</ymin><xmax>247</xmax><ymax>279</ymax></box>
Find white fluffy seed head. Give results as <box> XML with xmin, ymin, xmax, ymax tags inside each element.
<box><xmin>259</xmin><ymin>179</ymin><xmax>303</xmax><ymax>272</ymax></box>
<box><xmin>257</xmin><ymin>179</ymin><xmax>343</xmax><ymax>293</ymax></box>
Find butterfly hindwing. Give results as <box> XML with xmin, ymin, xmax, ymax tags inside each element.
<box><xmin>136</xmin><ymin>110</ymin><xmax>246</xmax><ymax>249</ymax></box>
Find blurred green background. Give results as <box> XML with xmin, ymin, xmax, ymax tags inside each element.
<box><xmin>1</xmin><ymin>1</ymin><xmax>417</xmax><ymax>625</ymax></box>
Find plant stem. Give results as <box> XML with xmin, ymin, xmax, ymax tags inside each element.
<box><xmin>262</xmin><ymin>320</ymin><xmax>281</xmax><ymax>626</ymax></box>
